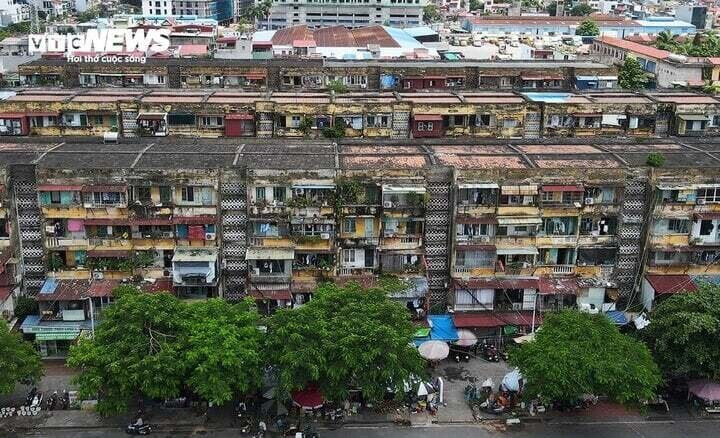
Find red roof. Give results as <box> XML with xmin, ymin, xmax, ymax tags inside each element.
<box><xmin>140</xmin><ymin>278</ymin><xmax>173</xmax><ymax>294</ymax></box>
<box><xmin>87</xmin><ymin>280</ymin><xmax>119</xmax><ymax>298</ymax></box>
<box><xmin>454</xmin><ymin>277</ymin><xmax>538</xmax><ymax>290</ymax></box>
<box><xmin>596</xmin><ymin>36</ymin><xmax>671</xmax><ymax>60</ymax></box>
<box><xmin>454</xmin><ymin>311</ymin><xmax>542</xmax><ymax>328</ymax></box>
<box><xmin>538</xmin><ymin>276</ymin><xmax>579</xmax><ymax>295</ymax></box>
<box><xmin>0</xmin><ymin>287</ymin><xmax>11</xmax><ymax>302</ymax></box>
<box><xmin>250</xmin><ymin>288</ymin><xmax>292</xmax><ymax>301</ymax></box>
<box><xmin>645</xmin><ymin>274</ymin><xmax>698</xmax><ymax>295</ymax></box>
<box><xmin>542</xmin><ymin>184</ymin><xmax>584</xmax><ymax>192</ymax></box>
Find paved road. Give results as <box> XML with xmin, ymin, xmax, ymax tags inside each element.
<box><xmin>15</xmin><ymin>420</ymin><xmax>720</xmax><ymax>438</ymax></box>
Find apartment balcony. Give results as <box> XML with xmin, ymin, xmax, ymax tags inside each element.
<box><xmin>649</xmin><ymin>234</ymin><xmax>690</xmax><ymax>248</ymax></box>
<box><xmin>456</xmin><ymin>235</ymin><xmax>495</xmax><ymax>245</ymax></box>
<box><xmin>41</xmin><ymin>206</ymin><xmax>88</xmax><ymax>219</ymax></box>
<box><xmin>337</xmin><ymin>267</ymin><xmax>376</xmax><ymax>277</ymax></box>
<box><xmin>292</xmin><ymin>236</ymin><xmax>333</xmax><ymax>251</ymax></box>
<box><xmin>130</xmin><ymin>238</ymin><xmax>176</xmax><ymax>250</ymax></box>
<box><xmin>453</xmin><ymin>266</ymin><xmax>495</xmax><ymax>278</ymax></box>
<box><xmin>494</xmin><ymin>235</ymin><xmax>536</xmax><ymax>246</ymax></box>
<box><xmin>495</xmin><ymin>265</ymin><xmax>535</xmax><ymax>276</ymax></box>
<box><xmin>249</xmin><ymin>236</ymin><xmax>293</xmax><ymax>247</ymax></box>
<box><xmin>339</xmin><ymin>234</ymin><xmax>380</xmax><ymax>247</ymax></box>
<box><xmin>249</xmin><ymin>271</ymin><xmax>292</xmax><ymax>284</ymax></box>
<box><xmin>456</xmin><ymin>204</ymin><xmax>496</xmax><ymax>216</ymax></box>
<box><xmin>533</xmin><ymin>265</ymin><xmax>575</xmax><ymax>276</ymax></box>
<box><xmin>87</xmin><ymin>238</ymin><xmax>132</xmax><ymax>249</ymax></box>
<box><xmin>46</xmin><ymin>268</ymin><xmax>91</xmax><ymax>280</ymax></box>
<box><xmin>45</xmin><ymin>237</ymin><xmax>89</xmax><ymax>249</ymax></box>
<box><xmin>577</xmin><ymin>234</ymin><xmax>616</xmax><ymax>246</ymax></box>
<box><xmin>535</xmin><ymin>235</ymin><xmax>578</xmax><ymax>247</ymax></box>
<box><xmin>380</xmin><ymin>236</ymin><xmax>423</xmax><ymax>250</ymax></box>
<box><xmin>582</xmin><ymin>203</ymin><xmax>621</xmax><ymax>215</ymax></box>
<box><xmin>653</xmin><ymin>203</ymin><xmax>695</xmax><ymax>218</ymax></box>
<box><xmin>0</xmin><ymin>239</ymin><xmax>9</xmax><ymax>248</ymax></box>
<box><xmin>497</xmin><ymin>206</ymin><xmax>540</xmax><ymax>216</ymax></box>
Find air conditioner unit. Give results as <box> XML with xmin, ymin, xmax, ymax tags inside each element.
<box><xmin>584</xmin><ymin>198</ymin><xmax>594</xmax><ymax>205</ymax></box>
<box><xmin>697</xmin><ymin>199</ymin><xmax>707</xmax><ymax>205</ymax></box>
<box><xmin>205</xmin><ymin>232</ymin><xmax>216</xmax><ymax>240</ymax></box>
<box><xmin>383</xmin><ymin>201</ymin><xmax>393</xmax><ymax>208</ymax></box>
<box><xmin>512</xmin><ymin>302</ymin><xmax>523</xmax><ymax>310</ymax></box>
<box><xmin>92</xmin><ymin>271</ymin><xmax>104</xmax><ymax>280</ymax></box>
<box><xmin>320</xmin><ymin>233</ymin><xmax>330</xmax><ymax>239</ymax></box>
<box><xmin>480</xmin><ymin>235</ymin><xmax>490</xmax><ymax>243</ymax></box>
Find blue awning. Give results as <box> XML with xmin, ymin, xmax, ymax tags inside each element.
<box><xmin>605</xmin><ymin>310</ymin><xmax>628</xmax><ymax>325</ymax></box>
<box><xmin>40</xmin><ymin>278</ymin><xmax>58</xmax><ymax>294</ymax></box>
<box><xmin>413</xmin><ymin>315</ymin><xmax>459</xmax><ymax>346</ymax></box>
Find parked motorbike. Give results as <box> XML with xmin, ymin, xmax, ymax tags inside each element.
<box><xmin>451</xmin><ymin>345</ymin><xmax>471</xmax><ymax>363</ymax></box>
<box><xmin>61</xmin><ymin>390</ymin><xmax>70</xmax><ymax>409</ymax></box>
<box><xmin>30</xmin><ymin>391</ymin><xmax>43</xmax><ymax>409</ymax></box>
<box><xmin>482</xmin><ymin>343</ymin><xmax>500</xmax><ymax>362</ymax></box>
<box><xmin>25</xmin><ymin>387</ymin><xmax>37</xmax><ymax>407</ymax></box>
<box><xmin>47</xmin><ymin>391</ymin><xmax>58</xmax><ymax>411</ymax></box>
<box><xmin>125</xmin><ymin>423</ymin><xmax>152</xmax><ymax>435</ymax></box>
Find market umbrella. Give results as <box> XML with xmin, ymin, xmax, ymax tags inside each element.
<box><xmin>501</xmin><ymin>369</ymin><xmax>523</xmax><ymax>393</ymax></box>
<box><xmin>261</xmin><ymin>398</ymin><xmax>288</xmax><ymax>417</ymax></box>
<box><xmin>689</xmin><ymin>380</ymin><xmax>720</xmax><ymax>402</ymax></box>
<box><xmin>417</xmin><ymin>382</ymin><xmax>436</xmax><ymax>397</ymax></box>
<box><xmin>418</xmin><ymin>340</ymin><xmax>449</xmax><ymax>361</ymax></box>
<box><xmin>291</xmin><ymin>386</ymin><xmax>324</xmax><ymax>409</ymax></box>
<box><xmin>454</xmin><ymin>329</ymin><xmax>478</xmax><ymax>347</ymax></box>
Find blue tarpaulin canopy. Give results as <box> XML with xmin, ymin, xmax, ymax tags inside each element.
<box><xmin>414</xmin><ymin>314</ymin><xmax>459</xmax><ymax>346</ymax></box>
<box><xmin>605</xmin><ymin>310</ymin><xmax>628</xmax><ymax>325</ymax></box>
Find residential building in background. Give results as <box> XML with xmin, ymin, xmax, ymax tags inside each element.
<box><xmin>463</xmin><ymin>15</ymin><xmax>695</xmax><ymax>37</ymax></box>
<box><xmin>0</xmin><ymin>0</ymin><xmax>29</xmax><ymax>25</ymax></box>
<box><xmin>675</xmin><ymin>4</ymin><xmax>710</xmax><ymax>31</ymax></box>
<box><xmin>261</xmin><ymin>0</ymin><xmax>427</xmax><ymax>30</ymax></box>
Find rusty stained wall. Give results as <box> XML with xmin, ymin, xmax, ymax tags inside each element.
<box><xmin>542</xmin><ymin>101</ymin><xmax>658</xmax><ymax>138</ymax></box>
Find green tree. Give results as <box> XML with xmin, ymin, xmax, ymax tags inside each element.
<box><xmin>655</xmin><ymin>30</ymin><xmax>676</xmax><ymax>50</ymax></box>
<box><xmin>327</xmin><ymin>79</ymin><xmax>348</xmax><ymax>94</ymax></box>
<box><xmin>265</xmin><ymin>282</ymin><xmax>425</xmax><ymax>403</ymax></box>
<box><xmin>569</xmin><ymin>3</ymin><xmax>593</xmax><ymax>15</ymax></box>
<box><xmin>423</xmin><ymin>4</ymin><xmax>442</xmax><ymax>24</ymax></box>
<box><xmin>0</xmin><ymin>321</ymin><xmax>43</xmax><ymax>394</ymax></box>
<box><xmin>510</xmin><ymin>310</ymin><xmax>661</xmax><ymax>406</ymax></box>
<box><xmin>469</xmin><ymin>0</ymin><xmax>482</xmax><ymax>11</ymax></box>
<box><xmin>646</xmin><ymin>152</ymin><xmax>665</xmax><ymax>167</ymax></box>
<box><xmin>546</xmin><ymin>1</ymin><xmax>557</xmax><ymax>16</ymax></box>
<box><xmin>184</xmin><ymin>299</ymin><xmax>263</xmax><ymax>405</ymax></box>
<box><xmin>618</xmin><ymin>57</ymin><xmax>649</xmax><ymax>90</ymax></box>
<box><xmin>68</xmin><ymin>287</ymin><xmax>263</xmax><ymax>414</ymax></box>
<box><xmin>13</xmin><ymin>296</ymin><xmax>38</xmax><ymax>321</ymax></box>
<box><xmin>641</xmin><ymin>283</ymin><xmax>720</xmax><ymax>380</ymax></box>
<box><xmin>575</xmin><ymin>20</ymin><xmax>599</xmax><ymax>36</ymax></box>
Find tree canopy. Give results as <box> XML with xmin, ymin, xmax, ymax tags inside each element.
<box><xmin>575</xmin><ymin>20</ymin><xmax>599</xmax><ymax>36</ymax></box>
<box><xmin>656</xmin><ymin>30</ymin><xmax>720</xmax><ymax>57</ymax></box>
<box><xmin>469</xmin><ymin>0</ymin><xmax>482</xmax><ymax>11</ymax></box>
<box><xmin>68</xmin><ymin>286</ymin><xmax>263</xmax><ymax>415</ymax></box>
<box><xmin>641</xmin><ymin>283</ymin><xmax>720</xmax><ymax>381</ymax></box>
<box><xmin>510</xmin><ymin>310</ymin><xmax>661</xmax><ymax>406</ymax></box>
<box><xmin>569</xmin><ymin>3</ymin><xmax>593</xmax><ymax>16</ymax></box>
<box><xmin>545</xmin><ymin>1</ymin><xmax>557</xmax><ymax>16</ymax></box>
<box><xmin>0</xmin><ymin>321</ymin><xmax>43</xmax><ymax>395</ymax></box>
<box><xmin>423</xmin><ymin>4</ymin><xmax>442</xmax><ymax>24</ymax></box>
<box><xmin>265</xmin><ymin>281</ymin><xmax>425</xmax><ymax>403</ymax></box>
<box><xmin>618</xmin><ymin>57</ymin><xmax>649</xmax><ymax>90</ymax></box>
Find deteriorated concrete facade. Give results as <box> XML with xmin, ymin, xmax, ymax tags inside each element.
<box><xmin>1</xmin><ymin>136</ymin><xmax>720</xmax><ymax>334</ymax></box>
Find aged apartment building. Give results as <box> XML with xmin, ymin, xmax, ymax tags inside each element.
<box><xmin>0</xmin><ymin>137</ymin><xmax>719</xmax><ymax>354</ymax></box>
<box><xmin>17</xmin><ymin>58</ymin><xmax>616</xmax><ymax>91</ymax></box>
<box><xmin>4</xmin><ymin>88</ymin><xmax>720</xmax><ymax>141</ymax></box>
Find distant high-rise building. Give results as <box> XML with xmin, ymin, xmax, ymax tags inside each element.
<box><xmin>260</xmin><ymin>0</ymin><xmax>428</xmax><ymax>30</ymax></box>
<box><xmin>141</xmin><ymin>0</ymin><xmax>232</xmax><ymax>22</ymax></box>
<box><xmin>675</xmin><ymin>4</ymin><xmax>708</xmax><ymax>30</ymax></box>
